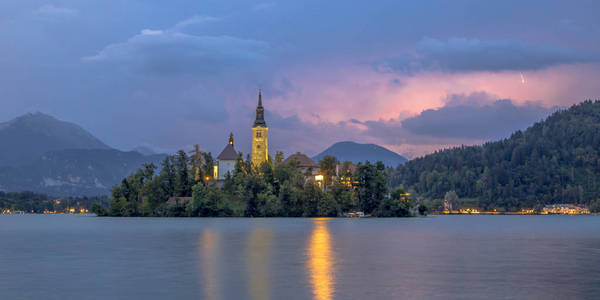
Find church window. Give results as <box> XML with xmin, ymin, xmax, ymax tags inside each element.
<box><xmin>256</xmin><ymin>132</ymin><xmax>262</xmax><ymax>138</ymax></box>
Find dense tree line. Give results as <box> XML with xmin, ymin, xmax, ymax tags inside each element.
<box><xmin>95</xmin><ymin>149</ymin><xmax>418</xmax><ymax>217</ymax></box>
<box><xmin>388</xmin><ymin>100</ymin><xmax>600</xmax><ymax>212</ymax></box>
<box><xmin>0</xmin><ymin>191</ymin><xmax>109</xmax><ymax>213</ymax></box>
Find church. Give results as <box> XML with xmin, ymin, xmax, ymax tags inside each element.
<box><xmin>213</xmin><ymin>90</ymin><xmax>269</xmax><ymax>180</ymax></box>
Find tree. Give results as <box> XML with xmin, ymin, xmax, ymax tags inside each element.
<box><xmin>388</xmin><ymin>100</ymin><xmax>600</xmax><ymax>211</ymax></box>
<box><xmin>301</xmin><ymin>182</ymin><xmax>323</xmax><ymax>217</ymax></box>
<box><xmin>90</xmin><ymin>203</ymin><xmax>108</xmax><ymax>216</ymax></box>
<box><xmin>444</xmin><ymin>191</ymin><xmax>459</xmax><ymax>210</ymax></box>
<box><xmin>203</xmin><ymin>152</ymin><xmax>214</xmax><ymax>180</ymax></box>
<box><xmin>109</xmin><ymin>197</ymin><xmax>132</xmax><ymax>216</ymax></box>
<box><xmin>376</xmin><ymin>187</ymin><xmax>413</xmax><ymax>217</ymax></box>
<box><xmin>244</xmin><ymin>176</ymin><xmax>266</xmax><ymax>217</ymax></box>
<box><xmin>275</xmin><ymin>151</ymin><xmax>284</xmax><ymax>165</ymax></box>
<box><xmin>174</xmin><ymin>150</ymin><xmax>192</xmax><ymax>197</ymax></box>
<box><xmin>279</xmin><ymin>182</ymin><xmax>302</xmax><ymax>217</ymax></box>
<box><xmin>319</xmin><ymin>155</ymin><xmax>339</xmax><ymax>188</ymax></box>
<box><xmin>590</xmin><ymin>199</ymin><xmax>600</xmax><ymax>213</ymax></box>
<box><xmin>190</xmin><ymin>144</ymin><xmax>204</xmax><ymax>182</ymax></box>
<box><xmin>160</xmin><ymin>156</ymin><xmax>176</xmax><ymax>197</ymax></box>
<box><xmin>354</xmin><ymin>161</ymin><xmax>388</xmax><ymax>214</ymax></box>
<box><xmin>328</xmin><ymin>182</ymin><xmax>354</xmax><ymax>212</ymax></box>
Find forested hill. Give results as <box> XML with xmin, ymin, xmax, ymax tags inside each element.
<box><xmin>389</xmin><ymin>100</ymin><xmax>600</xmax><ymax>211</ymax></box>
<box><xmin>313</xmin><ymin>141</ymin><xmax>407</xmax><ymax>167</ymax></box>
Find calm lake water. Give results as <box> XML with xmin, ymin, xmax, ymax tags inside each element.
<box><xmin>1</xmin><ymin>215</ymin><xmax>599</xmax><ymax>300</ymax></box>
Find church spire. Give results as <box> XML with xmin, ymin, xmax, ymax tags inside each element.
<box><xmin>253</xmin><ymin>89</ymin><xmax>266</xmax><ymax>127</ymax></box>
<box><xmin>258</xmin><ymin>89</ymin><xmax>263</xmax><ymax>107</ymax></box>
<box><xmin>229</xmin><ymin>132</ymin><xmax>234</xmax><ymax>146</ymax></box>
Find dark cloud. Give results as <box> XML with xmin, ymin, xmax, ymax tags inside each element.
<box><xmin>1</xmin><ymin>0</ymin><xmax>600</xmax><ymax>157</ymax></box>
<box><xmin>85</xmin><ymin>28</ymin><xmax>269</xmax><ymax>76</ymax></box>
<box><xmin>376</xmin><ymin>37</ymin><xmax>599</xmax><ymax>74</ymax></box>
<box><xmin>401</xmin><ymin>95</ymin><xmax>556</xmax><ymax>139</ymax></box>
<box><xmin>33</xmin><ymin>4</ymin><xmax>79</xmax><ymax>19</ymax></box>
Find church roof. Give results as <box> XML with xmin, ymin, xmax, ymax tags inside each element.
<box><xmin>217</xmin><ymin>144</ymin><xmax>237</xmax><ymax>161</ymax></box>
<box><xmin>283</xmin><ymin>153</ymin><xmax>319</xmax><ymax>168</ymax></box>
<box><xmin>253</xmin><ymin>89</ymin><xmax>267</xmax><ymax>127</ymax></box>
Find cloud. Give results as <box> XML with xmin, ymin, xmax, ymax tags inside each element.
<box><xmin>253</xmin><ymin>2</ymin><xmax>276</xmax><ymax>11</ymax></box>
<box><xmin>34</xmin><ymin>4</ymin><xmax>78</xmax><ymax>18</ymax></box>
<box><xmin>376</xmin><ymin>37</ymin><xmax>599</xmax><ymax>74</ymax></box>
<box><xmin>84</xmin><ymin>20</ymin><xmax>268</xmax><ymax>76</ymax></box>
<box><xmin>401</xmin><ymin>93</ymin><xmax>556</xmax><ymax>139</ymax></box>
<box><xmin>174</xmin><ymin>15</ymin><xmax>220</xmax><ymax>30</ymax></box>
<box><xmin>263</xmin><ymin>109</ymin><xmax>474</xmax><ymax>159</ymax></box>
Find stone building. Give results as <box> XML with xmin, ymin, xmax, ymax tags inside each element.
<box><xmin>214</xmin><ymin>133</ymin><xmax>237</xmax><ymax>180</ymax></box>
<box><xmin>251</xmin><ymin>90</ymin><xmax>269</xmax><ymax>167</ymax></box>
<box><xmin>284</xmin><ymin>152</ymin><xmax>321</xmax><ymax>175</ymax></box>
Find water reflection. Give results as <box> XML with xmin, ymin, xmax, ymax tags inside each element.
<box><xmin>199</xmin><ymin>229</ymin><xmax>220</xmax><ymax>300</ymax></box>
<box><xmin>308</xmin><ymin>218</ymin><xmax>335</xmax><ymax>300</ymax></box>
<box><xmin>246</xmin><ymin>228</ymin><xmax>273</xmax><ymax>300</ymax></box>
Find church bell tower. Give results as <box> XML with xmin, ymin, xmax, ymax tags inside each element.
<box><xmin>251</xmin><ymin>89</ymin><xmax>269</xmax><ymax>167</ymax></box>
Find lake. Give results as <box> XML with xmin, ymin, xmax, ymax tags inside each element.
<box><xmin>1</xmin><ymin>215</ymin><xmax>599</xmax><ymax>299</ymax></box>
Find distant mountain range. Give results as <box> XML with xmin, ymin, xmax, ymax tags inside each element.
<box><xmin>313</xmin><ymin>141</ymin><xmax>407</xmax><ymax>167</ymax></box>
<box><xmin>131</xmin><ymin>146</ymin><xmax>157</xmax><ymax>156</ymax></box>
<box><xmin>0</xmin><ymin>113</ymin><xmax>164</xmax><ymax>196</ymax></box>
<box><xmin>0</xmin><ymin>113</ymin><xmax>110</xmax><ymax>167</ymax></box>
<box><xmin>0</xmin><ymin>113</ymin><xmax>409</xmax><ymax>196</ymax></box>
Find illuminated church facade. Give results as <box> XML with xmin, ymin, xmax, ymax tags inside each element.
<box><xmin>214</xmin><ymin>90</ymin><xmax>269</xmax><ymax>180</ymax></box>
<box><xmin>214</xmin><ymin>133</ymin><xmax>237</xmax><ymax>180</ymax></box>
<box><xmin>251</xmin><ymin>90</ymin><xmax>269</xmax><ymax>167</ymax></box>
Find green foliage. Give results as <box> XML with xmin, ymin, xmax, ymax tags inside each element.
<box><xmin>388</xmin><ymin>100</ymin><xmax>600</xmax><ymax>211</ymax></box>
<box><xmin>174</xmin><ymin>150</ymin><xmax>192</xmax><ymax>197</ymax></box>
<box><xmin>375</xmin><ymin>187</ymin><xmax>414</xmax><ymax>217</ymax></box>
<box><xmin>0</xmin><ymin>191</ymin><xmax>109</xmax><ymax>213</ymax></box>
<box><xmin>417</xmin><ymin>204</ymin><xmax>428</xmax><ymax>216</ymax></box>
<box><xmin>354</xmin><ymin>161</ymin><xmax>388</xmax><ymax>214</ymax></box>
<box><xmin>318</xmin><ymin>155</ymin><xmax>339</xmax><ymax>187</ymax></box>
<box><xmin>590</xmin><ymin>199</ymin><xmax>600</xmax><ymax>213</ymax></box>
<box><xmin>90</xmin><ymin>203</ymin><xmax>108</xmax><ymax>216</ymax></box>
<box><xmin>328</xmin><ymin>182</ymin><xmax>355</xmax><ymax>212</ymax></box>
<box><xmin>103</xmin><ymin>147</ymin><xmax>411</xmax><ymax>217</ymax></box>
<box><xmin>109</xmin><ymin>197</ymin><xmax>131</xmax><ymax>216</ymax></box>
<box><xmin>190</xmin><ymin>183</ymin><xmax>234</xmax><ymax>217</ymax></box>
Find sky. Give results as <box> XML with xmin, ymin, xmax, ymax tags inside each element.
<box><xmin>1</xmin><ymin>0</ymin><xmax>599</xmax><ymax>158</ymax></box>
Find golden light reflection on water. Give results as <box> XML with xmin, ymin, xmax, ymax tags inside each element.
<box><xmin>308</xmin><ymin>218</ymin><xmax>335</xmax><ymax>300</ymax></box>
<box><xmin>200</xmin><ymin>229</ymin><xmax>220</xmax><ymax>300</ymax></box>
<box><xmin>246</xmin><ymin>228</ymin><xmax>273</xmax><ymax>300</ymax></box>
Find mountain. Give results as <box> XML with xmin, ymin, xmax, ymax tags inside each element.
<box><xmin>0</xmin><ymin>149</ymin><xmax>166</xmax><ymax>196</ymax></box>
<box><xmin>0</xmin><ymin>113</ymin><xmax>110</xmax><ymax>167</ymax></box>
<box><xmin>0</xmin><ymin>113</ymin><xmax>166</xmax><ymax>196</ymax></box>
<box><xmin>313</xmin><ymin>141</ymin><xmax>408</xmax><ymax>167</ymax></box>
<box><xmin>389</xmin><ymin>100</ymin><xmax>600</xmax><ymax>211</ymax></box>
<box><xmin>132</xmin><ymin>146</ymin><xmax>157</xmax><ymax>156</ymax></box>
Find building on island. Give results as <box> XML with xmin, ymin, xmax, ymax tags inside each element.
<box><xmin>251</xmin><ymin>90</ymin><xmax>269</xmax><ymax>167</ymax></box>
<box><xmin>214</xmin><ymin>133</ymin><xmax>238</xmax><ymax>180</ymax></box>
<box><xmin>336</xmin><ymin>162</ymin><xmax>357</xmax><ymax>187</ymax></box>
<box><xmin>284</xmin><ymin>152</ymin><xmax>320</xmax><ymax>175</ymax></box>
<box><xmin>541</xmin><ymin>204</ymin><xmax>590</xmax><ymax>215</ymax></box>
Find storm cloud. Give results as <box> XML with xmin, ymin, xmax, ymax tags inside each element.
<box><xmin>377</xmin><ymin>37</ymin><xmax>599</xmax><ymax>74</ymax></box>
<box><xmin>85</xmin><ymin>27</ymin><xmax>269</xmax><ymax>76</ymax></box>
<box><xmin>1</xmin><ymin>0</ymin><xmax>599</xmax><ymax>158</ymax></box>
<box><xmin>401</xmin><ymin>95</ymin><xmax>556</xmax><ymax>139</ymax></box>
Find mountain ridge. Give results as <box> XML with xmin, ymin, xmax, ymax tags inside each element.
<box><xmin>0</xmin><ymin>113</ymin><xmax>166</xmax><ymax>196</ymax></box>
<box><xmin>0</xmin><ymin>112</ymin><xmax>111</xmax><ymax>167</ymax></box>
<box><xmin>390</xmin><ymin>100</ymin><xmax>600</xmax><ymax>211</ymax></box>
<box><xmin>313</xmin><ymin>141</ymin><xmax>407</xmax><ymax>167</ymax></box>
